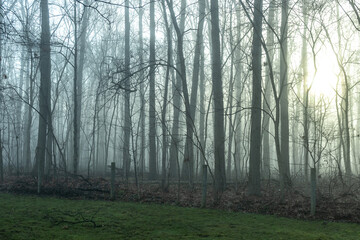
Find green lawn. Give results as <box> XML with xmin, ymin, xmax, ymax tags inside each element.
<box><xmin>0</xmin><ymin>193</ymin><xmax>359</xmax><ymax>239</ymax></box>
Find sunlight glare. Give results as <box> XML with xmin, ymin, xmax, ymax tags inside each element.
<box><xmin>308</xmin><ymin>48</ymin><xmax>339</xmax><ymax>100</ymax></box>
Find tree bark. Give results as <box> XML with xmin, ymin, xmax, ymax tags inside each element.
<box><xmin>211</xmin><ymin>0</ymin><xmax>226</xmax><ymax>196</ymax></box>
<box><xmin>182</xmin><ymin>0</ymin><xmax>206</xmax><ymax>182</ymax></box>
<box><xmin>160</xmin><ymin>0</ymin><xmax>172</xmax><ymax>190</ymax></box>
<box><xmin>279</xmin><ymin>0</ymin><xmax>291</xmax><ymax>187</ymax></box>
<box><xmin>310</xmin><ymin>167</ymin><xmax>316</xmax><ymax>215</ymax></box>
<box><xmin>169</xmin><ymin>0</ymin><xmax>186</xmax><ymax>179</ymax></box>
<box><xmin>74</xmin><ymin>0</ymin><xmax>89</xmax><ymax>175</ymax></box>
<box><xmin>167</xmin><ymin>0</ymin><xmax>194</xmax><ymax>186</ymax></box>
<box><xmin>23</xmin><ymin>27</ymin><xmax>35</xmax><ymax>173</ymax></box>
<box><xmin>123</xmin><ymin>0</ymin><xmax>131</xmax><ymax>181</ymax></box>
<box><xmin>234</xmin><ymin>5</ymin><xmax>243</xmax><ymax>184</ymax></box>
<box><xmin>73</xmin><ymin>0</ymin><xmax>79</xmax><ymax>174</ymax></box>
<box><xmin>199</xmin><ymin>34</ymin><xmax>206</xmax><ymax>168</ymax></box>
<box><xmin>248</xmin><ymin>0</ymin><xmax>263</xmax><ymax>196</ymax></box>
<box><xmin>45</xmin><ymin>116</ymin><xmax>53</xmax><ymax>176</ymax></box>
<box><xmin>148</xmin><ymin>0</ymin><xmax>157</xmax><ymax>179</ymax></box>
<box><xmin>36</xmin><ymin>0</ymin><xmax>51</xmax><ymax>193</ymax></box>
<box><xmin>138</xmin><ymin>0</ymin><xmax>146</xmax><ymax>179</ymax></box>
<box><xmin>226</xmin><ymin>14</ymin><xmax>235</xmax><ymax>180</ymax></box>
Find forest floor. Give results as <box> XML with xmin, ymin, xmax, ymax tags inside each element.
<box><xmin>1</xmin><ymin>175</ymin><xmax>360</xmax><ymax>224</ymax></box>
<box><xmin>0</xmin><ymin>192</ymin><xmax>359</xmax><ymax>239</ymax></box>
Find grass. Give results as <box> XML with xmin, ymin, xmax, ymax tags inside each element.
<box><xmin>0</xmin><ymin>193</ymin><xmax>359</xmax><ymax>239</ymax></box>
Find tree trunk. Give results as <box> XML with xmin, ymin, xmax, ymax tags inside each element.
<box><xmin>334</xmin><ymin>5</ymin><xmax>352</xmax><ymax>178</ymax></box>
<box><xmin>104</xmin><ymin>99</ymin><xmax>116</xmax><ymax>175</ymax></box>
<box><xmin>160</xmin><ymin>0</ymin><xmax>172</xmax><ymax>190</ymax></box>
<box><xmin>169</xmin><ymin>0</ymin><xmax>186</xmax><ymax>179</ymax></box>
<box><xmin>226</xmin><ymin>2</ymin><xmax>235</xmax><ymax>181</ymax></box>
<box><xmin>247</xmin><ymin>0</ymin><xmax>263</xmax><ymax>196</ymax></box>
<box><xmin>234</xmin><ymin>5</ymin><xmax>243</xmax><ymax>184</ymax></box>
<box><xmin>90</xmin><ymin>84</ymin><xmax>100</xmax><ymax>176</ymax></box>
<box><xmin>201</xmin><ymin>164</ymin><xmax>208</xmax><ymax>208</ymax></box>
<box><xmin>123</xmin><ymin>0</ymin><xmax>131</xmax><ymax>181</ymax></box>
<box><xmin>301</xmin><ymin>0</ymin><xmax>309</xmax><ymax>181</ymax></box>
<box><xmin>302</xmin><ymin>0</ymin><xmax>309</xmax><ymax>181</ymax></box>
<box><xmin>182</xmin><ymin>0</ymin><xmax>206</xmax><ymax>182</ymax></box>
<box><xmin>36</xmin><ymin>0</ymin><xmax>51</xmax><ymax>193</ymax></box>
<box><xmin>0</xmin><ymin>0</ymin><xmax>3</xmax><ymax>182</ymax></box>
<box><xmin>23</xmin><ymin>50</ymin><xmax>34</xmax><ymax>173</ymax></box>
<box><xmin>262</xmin><ymin>0</ymin><xmax>276</xmax><ymax>180</ymax></box>
<box><xmin>73</xmin><ymin>0</ymin><xmax>79</xmax><ymax>174</ymax></box>
<box><xmin>16</xmin><ymin>55</ymin><xmax>24</xmax><ymax>175</ymax></box>
<box><xmin>211</xmin><ymin>0</ymin><xmax>226</xmax><ymax>196</ymax></box>
<box><xmin>279</xmin><ymin>0</ymin><xmax>291</xmax><ymax>187</ymax></box>
<box><xmin>167</xmin><ymin>0</ymin><xmax>194</xmax><ymax>186</ymax></box>
<box><xmin>74</xmin><ymin>0</ymin><xmax>89</xmax><ymax>175</ymax></box>
<box><xmin>148</xmin><ymin>0</ymin><xmax>157</xmax><ymax>179</ymax></box>
<box><xmin>110</xmin><ymin>162</ymin><xmax>116</xmax><ymax>200</ymax></box>
<box><xmin>310</xmin><ymin>167</ymin><xmax>316</xmax><ymax>215</ymax></box>
<box><xmin>199</xmin><ymin>34</ymin><xmax>206</xmax><ymax>169</ymax></box>
<box><xmin>138</xmin><ymin>0</ymin><xmax>145</xmax><ymax>179</ymax></box>
<box><xmin>45</xmin><ymin>117</ymin><xmax>53</xmax><ymax>176</ymax></box>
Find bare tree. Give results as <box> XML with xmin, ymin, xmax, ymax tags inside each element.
<box><xmin>169</xmin><ymin>0</ymin><xmax>186</xmax><ymax>180</ymax></box>
<box><xmin>247</xmin><ymin>0</ymin><xmax>263</xmax><ymax>196</ymax></box>
<box><xmin>302</xmin><ymin>0</ymin><xmax>310</xmax><ymax>181</ymax></box>
<box><xmin>123</xmin><ymin>0</ymin><xmax>131</xmax><ymax>181</ymax></box>
<box><xmin>148</xmin><ymin>0</ymin><xmax>157</xmax><ymax>179</ymax></box>
<box><xmin>73</xmin><ymin>0</ymin><xmax>79</xmax><ymax>174</ymax></box>
<box><xmin>160</xmin><ymin>0</ymin><xmax>171</xmax><ymax>191</ymax></box>
<box><xmin>262</xmin><ymin>0</ymin><xmax>276</xmax><ymax>180</ymax></box>
<box><xmin>36</xmin><ymin>0</ymin><xmax>51</xmax><ymax>193</ymax></box>
<box><xmin>211</xmin><ymin>0</ymin><xmax>226</xmax><ymax>196</ymax></box>
<box><xmin>166</xmin><ymin>0</ymin><xmax>194</xmax><ymax>186</ymax></box>
<box><xmin>279</xmin><ymin>0</ymin><xmax>291</xmax><ymax>188</ymax></box>
<box><xmin>73</xmin><ymin>0</ymin><xmax>90</xmax><ymax>175</ymax></box>
<box><xmin>138</xmin><ymin>0</ymin><xmax>146</xmax><ymax>179</ymax></box>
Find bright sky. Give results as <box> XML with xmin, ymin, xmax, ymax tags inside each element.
<box><xmin>307</xmin><ymin>45</ymin><xmax>339</xmax><ymax>101</ymax></box>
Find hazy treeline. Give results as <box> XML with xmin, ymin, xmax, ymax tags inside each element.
<box><xmin>1</xmin><ymin>0</ymin><xmax>360</xmax><ymax>196</ymax></box>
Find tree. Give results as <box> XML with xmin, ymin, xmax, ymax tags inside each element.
<box><xmin>0</xmin><ymin>0</ymin><xmax>4</xmax><ymax>182</ymax></box>
<box><xmin>73</xmin><ymin>0</ymin><xmax>90</xmax><ymax>175</ymax></box>
<box><xmin>193</xmin><ymin>0</ymin><xmax>206</xmax><ymax>154</ymax></box>
<box><xmin>343</xmin><ymin>0</ymin><xmax>360</xmax><ymax>175</ymax></box>
<box><xmin>182</xmin><ymin>0</ymin><xmax>206</xmax><ymax>182</ymax></box>
<box><xmin>302</xmin><ymin>0</ymin><xmax>310</xmax><ymax>181</ymax></box>
<box><xmin>226</xmin><ymin>1</ymin><xmax>236</xmax><ymax>180</ymax></box>
<box><xmin>36</xmin><ymin>0</ymin><xmax>51</xmax><ymax>193</ymax></box>
<box><xmin>138</xmin><ymin>0</ymin><xmax>146</xmax><ymax>179</ymax></box>
<box><xmin>211</xmin><ymin>0</ymin><xmax>226</xmax><ymax>196</ymax></box>
<box><xmin>160</xmin><ymin>0</ymin><xmax>172</xmax><ymax>190</ymax></box>
<box><xmin>148</xmin><ymin>0</ymin><xmax>157</xmax><ymax>179</ymax></box>
<box><xmin>262</xmin><ymin>0</ymin><xmax>276</xmax><ymax>179</ymax></box>
<box><xmin>123</xmin><ymin>0</ymin><xmax>131</xmax><ymax>181</ymax></box>
<box><xmin>247</xmin><ymin>0</ymin><xmax>263</xmax><ymax>196</ymax></box>
<box><xmin>168</xmin><ymin>0</ymin><xmax>186</xmax><ymax>180</ymax></box>
<box><xmin>279</xmin><ymin>0</ymin><xmax>291</xmax><ymax>187</ymax></box>
<box><xmin>73</xmin><ymin>0</ymin><xmax>79</xmax><ymax>174</ymax></box>
<box><xmin>166</xmin><ymin>0</ymin><xmax>194</xmax><ymax>186</ymax></box>
<box><xmin>322</xmin><ymin>6</ymin><xmax>352</xmax><ymax>178</ymax></box>
<box><xmin>233</xmin><ymin>4</ymin><xmax>244</xmax><ymax>185</ymax></box>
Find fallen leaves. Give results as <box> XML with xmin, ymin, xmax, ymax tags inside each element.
<box><xmin>1</xmin><ymin>175</ymin><xmax>360</xmax><ymax>223</ymax></box>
